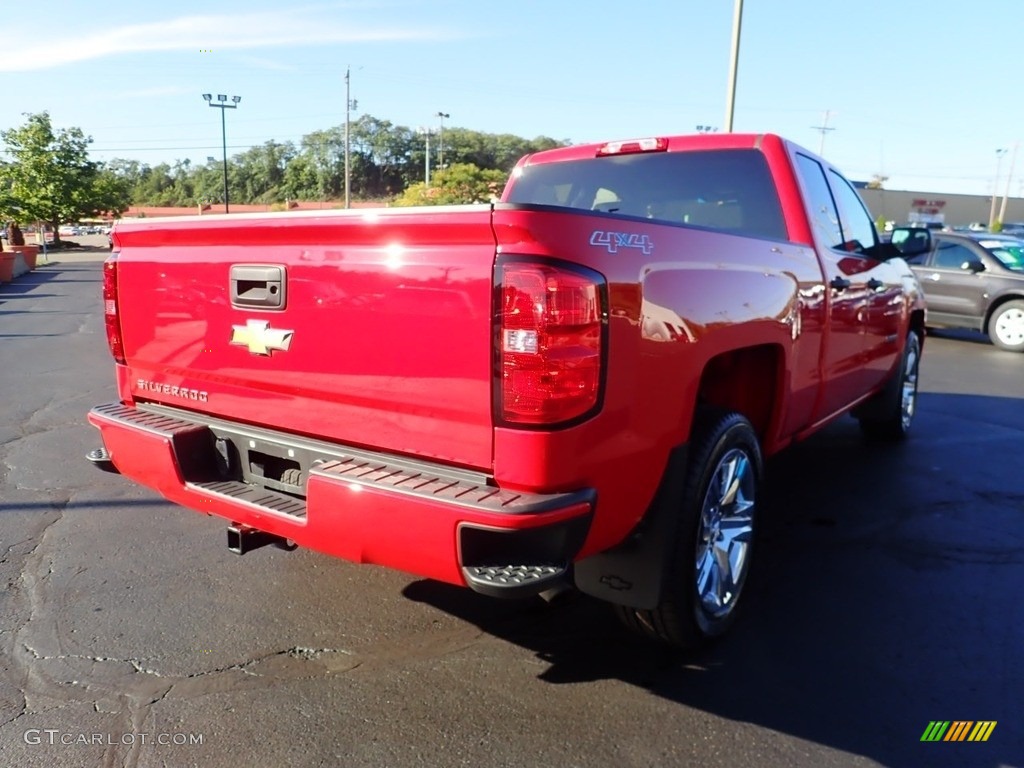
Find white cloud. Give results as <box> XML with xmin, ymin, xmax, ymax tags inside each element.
<box><xmin>108</xmin><ymin>85</ymin><xmax>192</xmax><ymax>100</ymax></box>
<box><xmin>0</xmin><ymin>10</ymin><xmax>446</xmax><ymax>72</ymax></box>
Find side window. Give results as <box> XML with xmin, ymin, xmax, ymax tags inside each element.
<box><xmin>794</xmin><ymin>154</ymin><xmax>843</xmax><ymax>249</ymax></box>
<box><xmin>932</xmin><ymin>241</ymin><xmax>976</xmax><ymax>270</ymax></box>
<box><xmin>828</xmin><ymin>170</ymin><xmax>877</xmax><ymax>254</ymax></box>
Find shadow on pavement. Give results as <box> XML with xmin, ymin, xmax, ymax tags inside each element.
<box><xmin>404</xmin><ymin>393</ymin><xmax>1023</xmax><ymax>768</ymax></box>
<box><xmin>0</xmin><ymin>499</ymin><xmax>172</xmax><ymax>513</ymax></box>
<box><xmin>925</xmin><ymin>327</ymin><xmax>995</xmax><ymax>347</ymax></box>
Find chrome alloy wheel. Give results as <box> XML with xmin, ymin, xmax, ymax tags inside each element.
<box><xmin>994</xmin><ymin>306</ymin><xmax>1024</xmax><ymax>348</ymax></box>
<box><xmin>900</xmin><ymin>339</ymin><xmax>920</xmax><ymax>430</ymax></box>
<box><xmin>694</xmin><ymin>448</ymin><xmax>756</xmax><ymax>619</ymax></box>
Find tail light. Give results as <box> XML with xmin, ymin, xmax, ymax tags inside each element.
<box><xmin>102</xmin><ymin>254</ymin><xmax>125</xmax><ymax>364</ymax></box>
<box><xmin>497</xmin><ymin>261</ymin><xmax>606</xmax><ymax>425</ymax></box>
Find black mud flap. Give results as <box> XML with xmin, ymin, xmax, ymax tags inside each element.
<box><xmin>572</xmin><ymin>445</ymin><xmax>688</xmax><ymax>610</ymax></box>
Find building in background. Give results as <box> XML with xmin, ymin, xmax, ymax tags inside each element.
<box><xmin>857</xmin><ymin>187</ymin><xmax>1023</xmax><ymax>230</ymax></box>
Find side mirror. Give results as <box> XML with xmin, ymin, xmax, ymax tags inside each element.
<box><xmin>889</xmin><ymin>226</ymin><xmax>932</xmax><ymax>256</ymax></box>
<box><xmin>962</xmin><ymin>259</ymin><xmax>986</xmax><ymax>273</ymax></box>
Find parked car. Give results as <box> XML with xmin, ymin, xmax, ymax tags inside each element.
<box><xmin>892</xmin><ymin>229</ymin><xmax>1024</xmax><ymax>351</ymax></box>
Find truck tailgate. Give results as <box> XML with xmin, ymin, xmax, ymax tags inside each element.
<box><xmin>112</xmin><ymin>207</ymin><xmax>497</xmax><ymax>470</ymax></box>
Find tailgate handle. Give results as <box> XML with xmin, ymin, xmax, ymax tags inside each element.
<box><xmin>231</xmin><ymin>265</ymin><xmax>285</xmax><ymax>309</ymax></box>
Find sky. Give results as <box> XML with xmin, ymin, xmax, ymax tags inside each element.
<box><xmin>1</xmin><ymin>0</ymin><xmax>1021</xmax><ymax>198</ymax></box>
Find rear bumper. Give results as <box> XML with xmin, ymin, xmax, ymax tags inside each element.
<box><xmin>87</xmin><ymin>403</ymin><xmax>594</xmax><ymax>593</ymax></box>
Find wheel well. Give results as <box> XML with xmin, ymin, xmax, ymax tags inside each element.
<box><xmin>694</xmin><ymin>345</ymin><xmax>781</xmax><ymax>441</ymax></box>
<box><xmin>983</xmin><ymin>295</ymin><xmax>1024</xmax><ymax>333</ymax></box>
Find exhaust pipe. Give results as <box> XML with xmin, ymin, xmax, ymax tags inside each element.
<box><xmin>539</xmin><ymin>582</ymin><xmax>578</xmax><ymax>607</ymax></box>
<box><xmin>227</xmin><ymin>524</ymin><xmax>297</xmax><ymax>555</ymax></box>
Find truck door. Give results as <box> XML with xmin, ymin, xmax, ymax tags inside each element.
<box><xmin>825</xmin><ymin>169</ymin><xmax>904</xmax><ymax>390</ymax></box>
<box><xmin>792</xmin><ymin>153</ymin><xmax>875</xmax><ymax>419</ymax></box>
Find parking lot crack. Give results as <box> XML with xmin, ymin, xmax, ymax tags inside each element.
<box><xmin>0</xmin><ymin>703</ymin><xmax>28</xmax><ymax>730</ymax></box>
<box><xmin>181</xmin><ymin>645</ymin><xmax>351</xmax><ymax>680</ymax></box>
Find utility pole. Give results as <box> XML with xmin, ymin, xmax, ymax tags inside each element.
<box><xmin>422</xmin><ymin>128</ymin><xmax>431</xmax><ymax>186</ymax></box>
<box><xmin>724</xmin><ymin>0</ymin><xmax>743</xmax><ymax>132</ymax></box>
<box><xmin>344</xmin><ymin>68</ymin><xmax>351</xmax><ymax>209</ymax></box>
<box><xmin>811</xmin><ymin>110</ymin><xmax>836</xmax><ymax>156</ymax></box>
<box><xmin>436</xmin><ymin>111</ymin><xmax>450</xmax><ymax>173</ymax></box>
<box><xmin>999</xmin><ymin>142</ymin><xmax>1019</xmax><ymax>226</ymax></box>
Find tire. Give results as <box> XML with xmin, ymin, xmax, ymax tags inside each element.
<box><xmin>857</xmin><ymin>331</ymin><xmax>921</xmax><ymax>441</ymax></box>
<box><xmin>988</xmin><ymin>300</ymin><xmax>1024</xmax><ymax>352</ymax></box>
<box><xmin>615</xmin><ymin>410</ymin><xmax>763</xmax><ymax>650</ymax></box>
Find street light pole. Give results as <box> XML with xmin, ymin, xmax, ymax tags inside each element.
<box><xmin>203</xmin><ymin>93</ymin><xmax>241</xmax><ymax>213</ymax></box>
<box><xmin>724</xmin><ymin>0</ymin><xmax>743</xmax><ymax>132</ymax></box>
<box><xmin>436</xmin><ymin>111</ymin><xmax>450</xmax><ymax>174</ymax></box>
<box><xmin>990</xmin><ymin>148</ymin><xmax>1008</xmax><ymax>229</ymax></box>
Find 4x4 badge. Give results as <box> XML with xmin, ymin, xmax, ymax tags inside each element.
<box><xmin>230</xmin><ymin>320</ymin><xmax>294</xmax><ymax>356</ymax></box>
<box><xmin>590</xmin><ymin>230</ymin><xmax>654</xmax><ymax>255</ymax></box>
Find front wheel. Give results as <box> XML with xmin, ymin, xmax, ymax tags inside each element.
<box><xmin>615</xmin><ymin>410</ymin><xmax>763</xmax><ymax>650</ymax></box>
<box><xmin>858</xmin><ymin>331</ymin><xmax>921</xmax><ymax>441</ymax></box>
<box><xmin>988</xmin><ymin>300</ymin><xmax>1024</xmax><ymax>352</ymax></box>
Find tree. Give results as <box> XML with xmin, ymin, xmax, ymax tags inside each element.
<box><xmin>349</xmin><ymin>116</ymin><xmax>415</xmax><ymax>198</ymax></box>
<box><xmin>0</xmin><ymin>112</ymin><xmax>131</xmax><ymax>243</ymax></box>
<box><xmin>92</xmin><ymin>166</ymin><xmax>133</xmax><ymax>217</ymax></box>
<box><xmin>107</xmin><ymin>113</ymin><xmax>567</xmax><ymax>207</ymax></box>
<box><xmin>393</xmin><ymin>163</ymin><xmax>507</xmax><ymax>206</ymax></box>
<box><xmin>867</xmin><ymin>174</ymin><xmax>888</xmax><ymax>190</ymax></box>
<box><xmin>131</xmin><ymin>163</ymin><xmax>176</xmax><ymax>206</ymax></box>
<box><xmin>229</xmin><ymin>140</ymin><xmax>297</xmax><ymax>204</ymax></box>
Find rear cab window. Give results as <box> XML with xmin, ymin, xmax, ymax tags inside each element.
<box><xmin>505</xmin><ymin>149</ymin><xmax>787</xmax><ymax>241</ymax></box>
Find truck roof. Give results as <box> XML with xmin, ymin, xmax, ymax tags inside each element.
<box><xmin>514</xmin><ymin>133</ymin><xmax>794</xmax><ymax>167</ymax></box>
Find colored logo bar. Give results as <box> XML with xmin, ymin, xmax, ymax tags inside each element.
<box><xmin>921</xmin><ymin>721</ymin><xmax>997</xmax><ymax>742</ymax></box>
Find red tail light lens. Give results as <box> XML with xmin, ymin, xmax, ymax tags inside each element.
<box><xmin>102</xmin><ymin>254</ymin><xmax>125</xmax><ymax>364</ymax></box>
<box><xmin>498</xmin><ymin>262</ymin><xmax>605</xmax><ymax>425</ymax></box>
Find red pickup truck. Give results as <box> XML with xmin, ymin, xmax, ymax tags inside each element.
<box><xmin>88</xmin><ymin>133</ymin><xmax>926</xmax><ymax>649</ymax></box>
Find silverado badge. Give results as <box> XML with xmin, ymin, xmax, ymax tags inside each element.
<box><xmin>230</xmin><ymin>320</ymin><xmax>294</xmax><ymax>356</ymax></box>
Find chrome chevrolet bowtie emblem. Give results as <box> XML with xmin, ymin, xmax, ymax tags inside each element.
<box><xmin>230</xmin><ymin>320</ymin><xmax>294</xmax><ymax>356</ymax></box>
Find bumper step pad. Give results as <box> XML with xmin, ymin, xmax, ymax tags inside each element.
<box><xmin>462</xmin><ymin>563</ymin><xmax>568</xmax><ymax>598</ymax></box>
<box><xmin>190</xmin><ymin>480</ymin><xmax>307</xmax><ymax>519</ymax></box>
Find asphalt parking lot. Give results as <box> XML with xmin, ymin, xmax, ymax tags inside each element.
<box><xmin>0</xmin><ymin>252</ymin><xmax>1021</xmax><ymax>768</ymax></box>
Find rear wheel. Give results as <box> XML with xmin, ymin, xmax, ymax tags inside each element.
<box><xmin>615</xmin><ymin>410</ymin><xmax>762</xmax><ymax>650</ymax></box>
<box><xmin>988</xmin><ymin>300</ymin><xmax>1024</xmax><ymax>352</ymax></box>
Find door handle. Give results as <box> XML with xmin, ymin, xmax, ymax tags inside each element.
<box><xmin>230</xmin><ymin>264</ymin><xmax>286</xmax><ymax>309</ymax></box>
<box><xmin>830</xmin><ymin>276</ymin><xmax>851</xmax><ymax>291</ymax></box>
<box><xmin>867</xmin><ymin>278</ymin><xmax>884</xmax><ymax>291</ymax></box>
<box><xmin>927</xmin><ymin>273</ymin><xmax>941</xmax><ymax>281</ymax></box>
